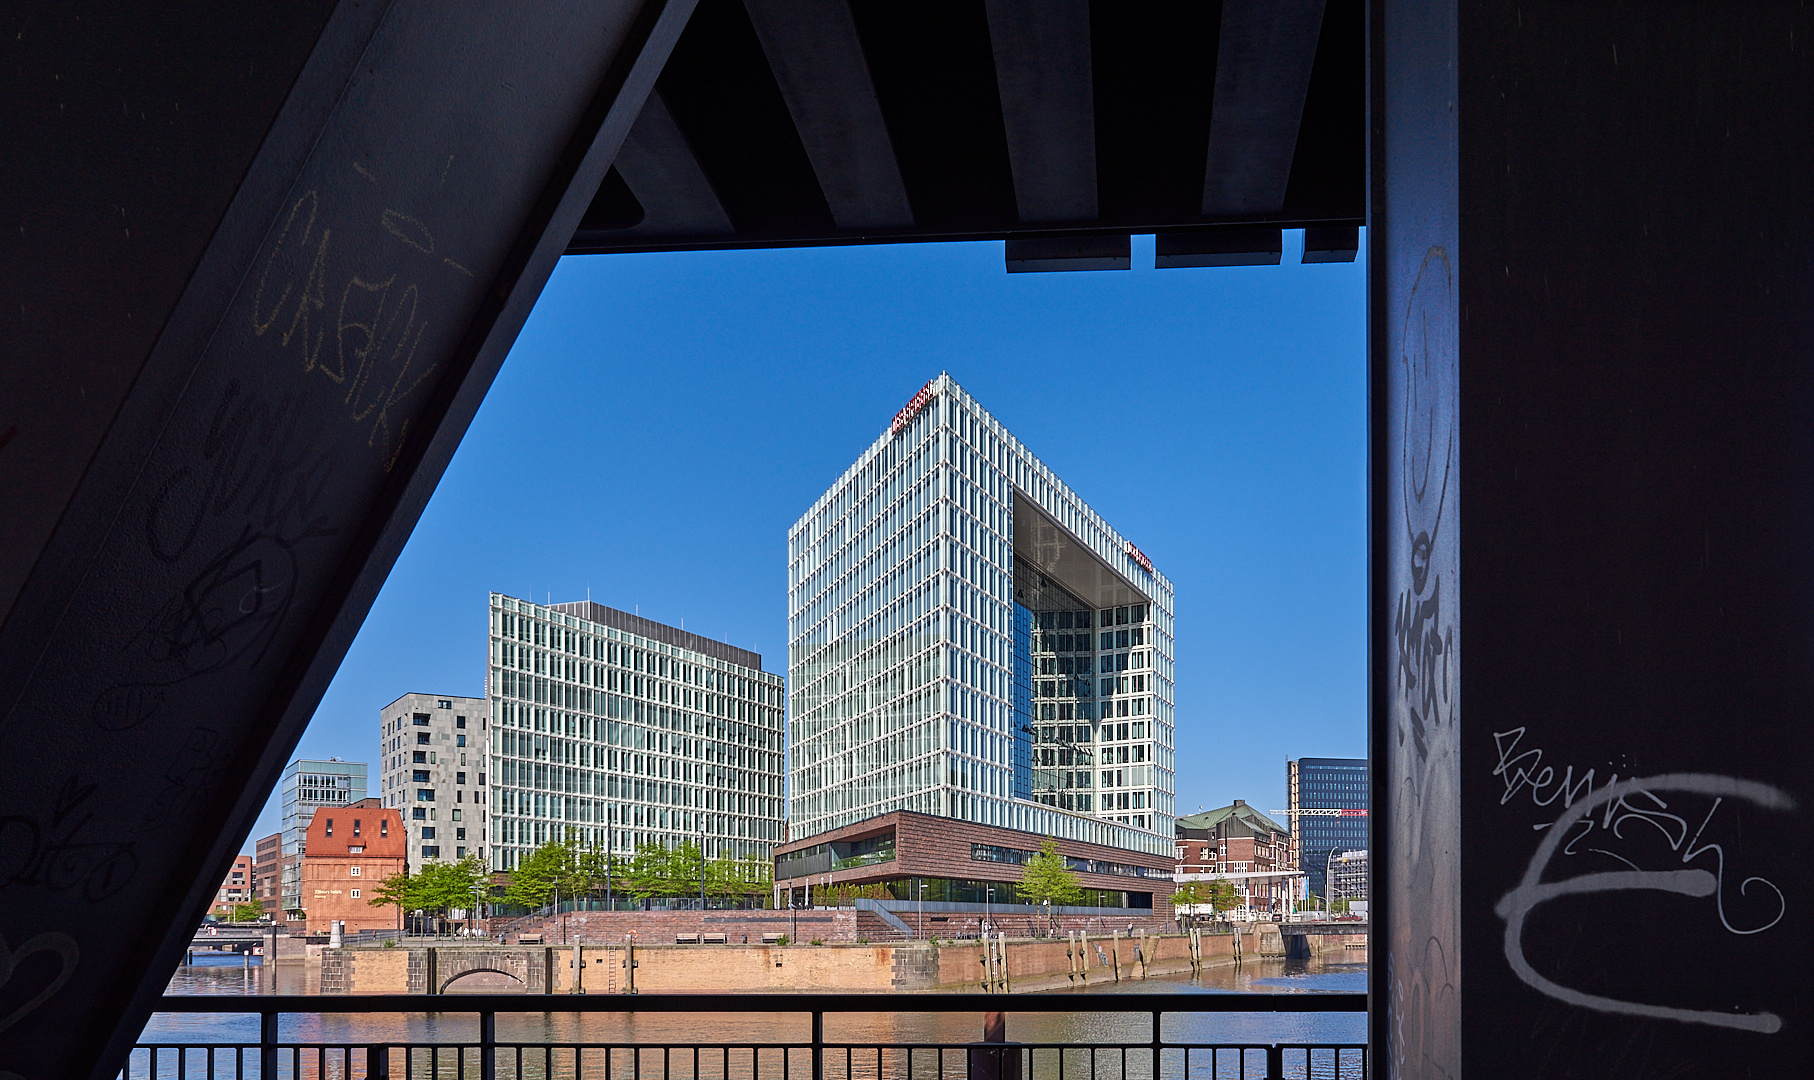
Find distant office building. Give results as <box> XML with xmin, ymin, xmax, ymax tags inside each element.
<box><xmin>1175</xmin><ymin>801</ymin><xmax>1297</xmax><ymax>917</ymax></box>
<box><xmin>210</xmin><ymin>854</ymin><xmax>253</xmax><ymax>918</ymax></box>
<box><xmin>378</xmin><ymin>693</ymin><xmax>490</xmax><ymax>868</ymax></box>
<box><xmin>253</xmin><ymin>833</ymin><xmax>282</xmax><ymax>921</ymax></box>
<box><xmin>299</xmin><ymin>798</ymin><xmax>406</xmax><ymax>934</ymax></box>
<box><xmin>1327</xmin><ymin>848</ymin><xmax>1369</xmax><ymax>908</ymax></box>
<box><xmin>1287</xmin><ymin>757</ymin><xmax>1369</xmax><ymax>899</ymax></box>
<box><xmin>786</xmin><ymin>375</ymin><xmax>1174</xmax><ymax>857</ymax></box>
<box><xmin>487</xmin><ymin>594</ymin><xmax>785</xmax><ymax>871</ymax></box>
<box><xmin>279</xmin><ymin>758</ymin><xmax>367</xmax><ymax>918</ymax></box>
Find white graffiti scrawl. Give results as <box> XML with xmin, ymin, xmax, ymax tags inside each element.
<box><xmin>1494</xmin><ymin>773</ymin><xmax>1795</xmax><ymax>1033</ymax></box>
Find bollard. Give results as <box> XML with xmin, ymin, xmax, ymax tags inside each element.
<box><xmin>1110</xmin><ymin>931</ymin><xmax>1122</xmax><ymax>982</ymax></box>
<box><xmin>966</xmin><ymin>1011</ymin><xmax>1020</xmax><ymax>1080</ymax></box>
<box><xmin>329</xmin><ymin>920</ymin><xmax>343</xmax><ymax>948</ymax></box>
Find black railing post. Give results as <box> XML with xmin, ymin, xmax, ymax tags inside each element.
<box><xmin>369</xmin><ymin>1044</ymin><xmax>389</xmax><ymax>1080</ymax></box>
<box><xmin>1150</xmin><ymin>1011</ymin><xmax>1161</xmax><ymax>1076</ymax></box>
<box><xmin>1265</xmin><ymin>1044</ymin><xmax>1283</xmax><ymax>1080</ymax></box>
<box><xmin>260</xmin><ymin>1010</ymin><xmax>278</xmax><ymax>1080</ymax></box>
<box><xmin>481</xmin><ymin>1011</ymin><xmax>496</xmax><ymax>1080</ymax></box>
<box><xmin>811</xmin><ymin>1009</ymin><xmax>823</xmax><ymax>1080</ymax></box>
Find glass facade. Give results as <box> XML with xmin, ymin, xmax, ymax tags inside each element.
<box><xmin>278</xmin><ymin>758</ymin><xmax>366</xmax><ymax>916</ymax></box>
<box><xmin>787</xmin><ymin>375</ymin><xmax>1175</xmax><ymax>857</ymax></box>
<box><xmin>1287</xmin><ymin>757</ymin><xmax>1369</xmax><ymax>898</ymax></box>
<box><xmin>486</xmin><ymin>594</ymin><xmax>785</xmax><ymax>871</ymax></box>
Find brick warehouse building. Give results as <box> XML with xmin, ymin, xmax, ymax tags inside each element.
<box><xmin>772</xmin><ymin>810</ymin><xmax>1175</xmax><ymax>938</ymax></box>
<box><xmin>299</xmin><ymin>798</ymin><xmax>407</xmax><ymax>935</ymax></box>
<box><xmin>1174</xmin><ymin>801</ymin><xmax>1301</xmax><ymax>918</ymax></box>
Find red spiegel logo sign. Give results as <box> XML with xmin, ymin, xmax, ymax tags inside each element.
<box><xmin>1125</xmin><ymin>541</ymin><xmax>1153</xmax><ymax>574</ymax></box>
<box><xmin>891</xmin><ymin>380</ymin><xmax>938</xmax><ymax>435</ymax></box>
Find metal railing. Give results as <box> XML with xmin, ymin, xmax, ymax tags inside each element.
<box><xmin>129</xmin><ymin>993</ymin><xmax>1366</xmax><ymax>1080</ymax></box>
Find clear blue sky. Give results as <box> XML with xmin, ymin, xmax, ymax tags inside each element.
<box><xmin>243</xmin><ymin>231</ymin><xmax>1367</xmax><ymax>847</ymax></box>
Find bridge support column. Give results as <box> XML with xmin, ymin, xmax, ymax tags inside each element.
<box><xmin>0</xmin><ymin>1</ymin><xmax>697</xmax><ymax>1076</ymax></box>
<box><xmin>1371</xmin><ymin>1</ymin><xmax>1814</xmax><ymax>1076</ymax></box>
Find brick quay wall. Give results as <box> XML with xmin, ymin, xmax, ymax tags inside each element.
<box><xmin>320</xmin><ymin>931</ymin><xmax>1367</xmax><ymax>994</ymax></box>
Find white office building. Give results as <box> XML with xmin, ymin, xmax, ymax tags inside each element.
<box><xmin>487</xmin><ymin>594</ymin><xmax>786</xmax><ymax>871</ymax></box>
<box><xmin>787</xmin><ymin>375</ymin><xmax>1176</xmax><ymax>856</ymax></box>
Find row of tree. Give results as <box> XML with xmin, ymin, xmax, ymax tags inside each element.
<box><xmin>361</xmin><ymin>839</ymin><xmax>774</xmax><ymax>924</ymax></box>
<box><xmin>504</xmin><ymin>839</ymin><xmax>772</xmax><ymax>908</ymax></box>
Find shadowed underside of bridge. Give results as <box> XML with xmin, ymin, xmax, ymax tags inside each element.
<box><xmin>4</xmin><ymin>2</ymin><xmax>1813</xmax><ymax>1080</ymax></box>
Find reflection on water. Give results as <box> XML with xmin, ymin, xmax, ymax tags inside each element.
<box><xmin>142</xmin><ymin>953</ymin><xmax>1366</xmax><ymax>1080</ymax></box>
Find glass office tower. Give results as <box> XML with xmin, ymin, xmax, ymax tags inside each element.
<box><xmin>787</xmin><ymin>375</ymin><xmax>1175</xmax><ymax>856</ymax></box>
<box><xmin>487</xmin><ymin>594</ymin><xmax>786</xmax><ymax>871</ymax></box>
<box><xmin>1287</xmin><ymin>756</ymin><xmax>1370</xmax><ymax>898</ymax></box>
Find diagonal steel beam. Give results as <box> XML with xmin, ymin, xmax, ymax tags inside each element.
<box><xmin>1202</xmin><ymin>0</ymin><xmax>1328</xmax><ymax>216</ymax></box>
<box><xmin>614</xmin><ymin>88</ymin><xmax>736</xmax><ymax>236</ymax></box>
<box><xmin>0</xmin><ymin>2</ymin><xmax>695</xmax><ymax>1078</ymax></box>
<box><xmin>742</xmin><ymin>0</ymin><xmax>914</xmax><ymax>232</ymax></box>
<box><xmin>984</xmin><ymin>0</ymin><xmax>1098</xmax><ymax>224</ymax></box>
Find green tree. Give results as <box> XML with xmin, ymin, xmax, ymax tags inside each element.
<box><xmin>1016</xmin><ymin>838</ymin><xmax>1084</xmax><ymax>911</ymax></box>
<box><xmin>230</xmin><ymin>902</ymin><xmax>264</xmax><ymax>923</ymax></box>
<box><xmin>418</xmin><ymin>855</ymin><xmax>491</xmax><ymax>929</ymax></box>
<box><xmin>507</xmin><ymin>841</ymin><xmax>589</xmax><ymax>910</ymax></box>
<box><xmin>708</xmin><ymin>855</ymin><xmax>772</xmax><ymax>903</ymax></box>
<box><xmin>623</xmin><ymin>840</ymin><xmax>685</xmax><ymax>899</ymax></box>
<box><xmin>1204</xmin><ymin>878</ymin><xmax>1242</xmax><ymax>917</ymax></box>
<box><xmin>1171</xmin><ymin>883</ymin><xmax>1206</xmax><ymax>911</ymax></box>
<box><xmin>367</xmin><ymin>868</ymin><xmax>422</xmax><ymax>926</ymax></box>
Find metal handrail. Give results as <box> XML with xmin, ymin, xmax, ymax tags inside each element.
<box><xmin>137</xmin><ymin>995</ymin><xmax>1367</xmax><ymax>1080</ymax></box>
<box><xmin>151</xmin><ymin>991</ymin><xmax>1366</xmax><ymax>1013</ymax></box>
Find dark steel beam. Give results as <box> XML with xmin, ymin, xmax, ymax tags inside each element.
<box><xmin>983</xmin><ymin>0</ymin><xmax>1097</xmax><ymax>224</ymax></box>
<box><xmin>1203</xmin><ymin>0</ymin><xmax>1328</xmax><ymax>216</ymax></box>
<box><xmin>742</xmin><ymin>0</ymin><xmax>914</xmax><ymax>232</ymax></box>
<box><xmin>613</xmin><ymin>89</ymin><xmax>736</xmax><ymax>236</ymax></box>
<box><xmin>1154</xmin><ymin>227</ymin><xmax>1283</xmax><ymax>268</ymax></box>
<box><xmin>0</xmin><ymin>2</ymin><xmax>695</xmax><ymax>1078</ymax></box>
<box><xmin>1004</xmin><ymin>235</ymin><xmax>1130</xmax><ymax>273</ymax></box>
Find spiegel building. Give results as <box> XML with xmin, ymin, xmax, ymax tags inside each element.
<box><xmin>787</xmin><ymin>375</ymin><xmax>1175</xmax><ymax>859</ymax></box>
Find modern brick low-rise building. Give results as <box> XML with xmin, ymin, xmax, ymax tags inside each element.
<box><xmin>773</xmin><ymin>809</ymin><xmax>1174</xmax><ymax>936</ymax></box>
<box><xmin>300</xmin><ymin>797</ymin><xmax>406</xmax><ymax>935</ymax></box>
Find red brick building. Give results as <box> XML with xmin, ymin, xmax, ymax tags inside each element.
<box><xmin>300</xmin><ymin>797</ymin><xmax>406</xmax><ymax>934</ymax></box>
<box><xmin>772</xmin><ymin>810</ymin><xmax>1174</xmax><ymax>931</ymax></box>
<box><xmin>253</xmin><ymin>833</ymin><xmax>282</xmax><ymax>921</ymax></box>
<box><xmin>209</xmin><ymin>854</ymin><xmax>254</xmax><ymax>918</ymax></box>
<box><xmin>1174</xmin><ymin>800</ymin><xmax>1299</xmax><ymax>917</ymax></box>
